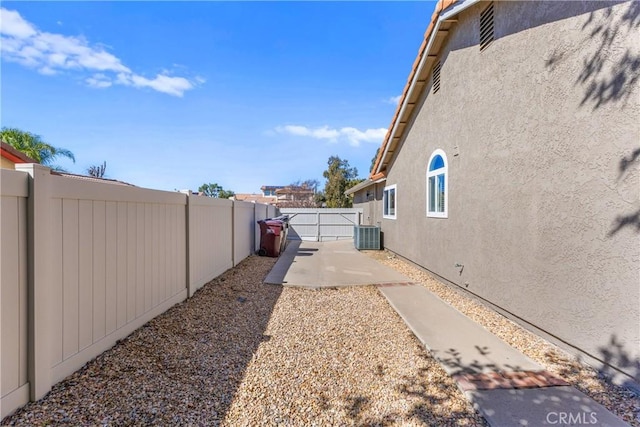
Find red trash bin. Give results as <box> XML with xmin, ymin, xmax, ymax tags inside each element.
<box><xmin>257</xmin><ymin>219</ymin><xmax>283</xmax><ymax>257</ymax></box>
<box><xmin>257</xmin><ymin>216</ymin><xmax>290</xmax><ymax>257</ymax></box>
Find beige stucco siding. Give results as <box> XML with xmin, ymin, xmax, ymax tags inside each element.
<box><xmin>371</xmin><ymin>1</ymin><xmax>639</xmax><ymax>381</ymax></box>
<box><xmin>1</xmin><ymin>157</ymin><xmax>16</xmax><ymax>169</ymax></box>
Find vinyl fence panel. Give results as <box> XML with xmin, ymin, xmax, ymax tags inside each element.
<box><xmin>0</xmin><ymin>169</ymin><xmax>30</xmax><ymax>418</ymax></box>
<box><xmin>48</xmin><ymin>174</ymin><xmax>188</xmax><ymax>385</ymax></box>
<box><xmin>1</xmin><ymin>165</ymin><xmax>265</xmax><ymax>417</ymax></box>
<box><xmin>233</xmin><ymin>201</ymin><xmax>255</xmax><ymax>265</ymax></box>
<box><xmin>187</xmin><ymin>195</ymin><xmax>233</xmax><ymax>296</ymax></box>
<box><xmin>254</xmin><ymin>203</ymin><xmax>269</xmax><ymax>252</ymax></box>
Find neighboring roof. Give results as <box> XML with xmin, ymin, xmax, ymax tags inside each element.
<box><xmin>261</xmin><ymin>185</ymin><xmax>285</xmax><ymax>190</ymax></box>
<box><xmin>52</xmin><ymin>171</ymin><xmax>136</xmax><ymax>187</ymax></box>
<box><xmin>370</xmin><ymin>0</ymin><xmax>472</xmax><ymax>177</ymax></box>
<box><xmin>344</xmin><ymin>172</ymin><xmax>387</xmax><ymax>196</ymax></box>
<box><xmin>1</xmin><ymin>140</ymin><xmax>38</xmax><ymax>164</ymax></box>
<box><xmin>234</xmin><ymin>193</ymin><xmax>277</xmax><ymax>204</ymax></box>
<box><xmin>275</xmin><ymin>186</ymin><xmax>314</xmax><ymax>194</ymax></box>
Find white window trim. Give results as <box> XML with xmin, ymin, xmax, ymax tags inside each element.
<box><xmin>383</xmin><ymin>184</ymin><xmax>397</xmax><ymax>220</ymax></box>
<box><xmin>426</xmin><ymin>149</ymin><xmax>448</xmax><ymax>218</ymax></box>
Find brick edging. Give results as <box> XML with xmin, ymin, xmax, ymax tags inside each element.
<box><xmin>453</xmin><ymin>370</ymin><xmax>570</xmax><ymax>392</ymax></box>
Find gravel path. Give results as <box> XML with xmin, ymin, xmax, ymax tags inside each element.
<box><xmin>6</xmin><ymin>248</ymin><xmax>636</xmax><ymax>426</ymax></box>
<box><xmin>3</xmin><ymin>255</ymin><xmax>486</xmax><ymax>426</ymax></box>
<box><xmin>362</xmin><ymin>250</ymin><xmax>640</xmax><ymax>426</ymax></box>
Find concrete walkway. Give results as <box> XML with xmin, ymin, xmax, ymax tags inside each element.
<box><xmin>264</xmin><ymin>239</ymin><xmax>410</xmax><ymax>287</ymax></box>
<box><xmin>379</xmin><ymin>284</ymin><xmax>629</xmax><ymax>427</ymax></box>
<box><xmin>262</xmin><ymin>242</ymin><xmax>629</xmax><ymax>425</ymax></box>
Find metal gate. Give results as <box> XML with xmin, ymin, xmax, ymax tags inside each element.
<box><xmin>278</xmin><ymin>208</ymin><xmax>363</xmax><ymax>241</ymax></box>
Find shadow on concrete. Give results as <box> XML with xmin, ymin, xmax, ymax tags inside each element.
<box><xmin>263</xmin><ymin>239</ymin><xmax>301</xmax><ymax>285</ymax></box>
<box><xmin>433</xmin><ymin>346</ymin><xmax>526</xmax><ymax>376</ymax></box>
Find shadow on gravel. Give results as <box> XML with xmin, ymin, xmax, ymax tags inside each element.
<box><xmin>340</xmin><ymin>353</ymin><xmax>488</xmax><ymax>427</ymax></box>
<box><xmin>2</xmin><ymin>256</ymin><xmax>281</xmax><ymax>426</ymax></box>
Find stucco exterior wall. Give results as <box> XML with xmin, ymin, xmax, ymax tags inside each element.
<box><xmin>379</xmin><ymin>0</ymin><xmax>639</xmax><ymax>382</ymax></box>
<box><xmin>353</xmin><ymin>183</ymin><xmax>384</xmax><ymax>226</ymax></box>
<box><xmin>1</xmin><ymin>157</ymin><xmax>16</xmax><ymax>169</ymax></box>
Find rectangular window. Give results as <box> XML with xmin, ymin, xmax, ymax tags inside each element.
<box><xmin>383</xmin><ymin>184</ymin><xmax>397</xmax><ymax>219</ymax></box>
<box><xmin>428</xmin><ymin>176</ymin><xmax>436</xmax><ymax>212</ymax></box>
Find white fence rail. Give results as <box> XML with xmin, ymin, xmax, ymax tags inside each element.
<box><xmin>0</xmin><ymin>165</ymin><xmax>275</xmax><ymax>418</ymax></box>
<box><xmin>279</xmin><ymin>208</ymin><xmax>363</xmax><ymax>241</ymax></box>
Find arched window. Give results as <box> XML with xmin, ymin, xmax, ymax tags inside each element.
<box><xmin>427</xmin><ymin>149</ymin><xmax>448</xmax><ymax>218</ymax></box>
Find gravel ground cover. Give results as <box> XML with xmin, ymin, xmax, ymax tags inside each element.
<box><xmin>362</xmin><ymin>249</ymin><xmax>640</xmax><ymax>426</ymax></box>
<box><xmin>3</xmin><ymin>254</ymin><xmax>487</xmax><ymax>427</ymax></box>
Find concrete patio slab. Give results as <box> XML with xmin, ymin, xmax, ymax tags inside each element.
<box><xmin>263</xmin><ymin>239</ymin><xmax>411</xmax><ymax>287</ymax></box>
<box><xmin>467</xmin><ymin>386</ymin><xmax>629</xmax><ymax>427</ymax></box>
<box><xmin>378</xmin><ymin>283</ymin><xmax>542</xmax><ymax>375</ymax></box>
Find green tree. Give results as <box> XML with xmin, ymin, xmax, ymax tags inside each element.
<box><xmin>290</xmin><ymin>179</ymin><xmax>320</xmax><ymax>193</ymax></box>
<box><xmin>322</xmin><ymin>156</ymin><xmax>363</xmax><ymax>208</ymax></box>
<box><xmin>198</xmin><ymin>182</ymin><xmax>235</xmax><ymax>199</ymax></box>
<box><xmin>370</xmin><ymin>147</ymin><xmax>381</xmax><ymax>173</ymax></box>
<box><xmin>87</xmin><ymin>161</ymin><xmax>107</xmax><ymax>178</ymax></box>
<box><xmin>0</xmin><ymin>127</ymin><xmax>75</xmax><ymax>171</ymax></box>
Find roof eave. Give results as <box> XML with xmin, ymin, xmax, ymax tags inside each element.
<box><xmin>344</xmin><ymin>172</ymin><xmax>387</xmax><ymax>196</ymax></box>
<box><xmin>372</xmin><ymin>0</ymin><xmax>480</xmax><ymax>177</ymax></box>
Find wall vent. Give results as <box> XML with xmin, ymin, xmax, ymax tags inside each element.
<box><xmin>480</xmin><ymin>2</ymin><xmax>494</xmax><ymax>51</ymax></box>
<box><xmin>433</xmin><ymin>61</ymin><xmax>441</xmax><ymax>94</ymax></box>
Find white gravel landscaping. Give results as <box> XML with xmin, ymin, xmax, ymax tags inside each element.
<box><xmin>2</xmin><ymin>254</ymin><xmax>486</xmax><ymax>426</ymax></box>
<box><xmin>4</xmin><ymin>249</ymin><xmax>636</xmax><ymax>426</ymax></box>
<box><xmin>362</xmin><ymin>249</ymin><xmax>640</xmax><ymax>427</ymax></box>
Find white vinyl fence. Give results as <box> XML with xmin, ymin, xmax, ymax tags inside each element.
<box><xmin>0</xmin><ymin>170</ymin><xmax>29</xmax><ymax>418</ymax></box>
<box><xmin>188</xmin><ymin>196</ymin><xmax>233</xmax><ymax>295</ymax></box>
<box><xmin>0</xmin><ymin>164</ymin><xmax>275</xmax><ymax>418</ymax></box>
<box><xmin>279</xmin><ymin>208</ymin><xmax>363</xmax><ymax>241</ymax></box>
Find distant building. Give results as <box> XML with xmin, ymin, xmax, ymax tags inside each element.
<box><xmin>232</xmin><ymin>193</ymin><xmax>277</xmax><ymax>204</ymax></box>
<box><xmin>275</xmin><ymin>184</ymin><xmax>315</xmax><ymax>208</ymax></box>
<box><xmin>52</xmin><ymin>171</ymin><xmax>135</xmax><ymax>187</ymax></box>
<box><xmin>233</xmin><ymin>184</ymin><xmax>317</xmax><ymax>207</ymax></box>
<box><xmin>260</xmin><ymin>185</ymin><xmax>284</xmax><ymax>197</ymax></box>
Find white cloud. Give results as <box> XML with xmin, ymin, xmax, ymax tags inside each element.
<box><xmin>275</xmin><ymin>125</ymin><xmax>387</xmax><ymax>147</ymax></box>
<box><xmin>387</xmin><ymin>95</ymin><xmax>402</xmax><ymax>105</ymax></box>
<box><xmin>0</xmin><ymin>8</ymin><xmax>37</xmax><ymax>38</ymax></box>
<box><xmin>86</xmin><ymin>73</ymin><xmax>112</xmax><ymax>88</ymax></box>
<box><xmin>0</xmin><ymin>7</ymin><xmax>199</xmax><ymax>97</ymax></box>
<box><xmin>119</xmin><ymin>73</ymin><xmax>195</xmax><ymax>97</ymax></box>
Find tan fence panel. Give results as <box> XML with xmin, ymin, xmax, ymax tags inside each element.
<box><xmin>0</xmin><ymin>169</ymin><xmax>30</xmax><ymax>418</ymax></box>
<box><xmin>2</xmin><ymin>167</ymin><xmax>265</xmax><ymax>416</ymax></box>
<box><xmin>48</xmin><ymin>175</ymin><xmax>188</xmax><ymax>384</ymax></box>
<box><xmin>254</xmin><ymin>203</ymin><xmax>269</xmax><ymax>252</ymax></box>
<box><xmin>267</xmin><ymin>205</ymin><xmax>278</xmax><ymax>219</ymax></box>
<box><xmin>188</xmin><ymin>196</ymin><xmax>233</xmax><ymax>296</ymax></box>
<box><xmin>233</xmin><ymin>201</ymin><xmax>255</xmax><ymax>265</ymax></box>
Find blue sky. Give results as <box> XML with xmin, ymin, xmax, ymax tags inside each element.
<box><xmin>1</xmin><ymin>1</ymin><xmax>435</xmax><ymax>193</ymax></box>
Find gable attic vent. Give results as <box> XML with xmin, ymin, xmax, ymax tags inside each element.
<box><xmin>480</xmin><ymin>2</ymin><xmax>494</xmax><ymax>51</ymax></box>
<box><xmin>433</xmin><ymin>61</ymin><xmax>441</xmax><ymax>94</ymax></box>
